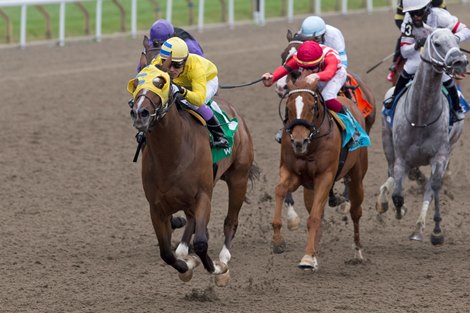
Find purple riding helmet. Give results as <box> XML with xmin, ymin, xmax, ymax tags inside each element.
<box><xmin>149</xmin><ymin>19</ymin><xmax>174</xmax><ymax>46</ymax></box>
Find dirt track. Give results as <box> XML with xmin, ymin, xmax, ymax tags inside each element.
<box><xmin>1</xmin><ymin>5</ymin><xmax>470</xmax><ymax>312</ymax></box>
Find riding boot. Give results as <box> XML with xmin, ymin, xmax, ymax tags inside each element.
<box><xmin>383</xmin><ymin>70</ymin><xmax>412</xmax><ymax>109</ymax></box>
<box><xmin>274</xmin><ymin>107</ymin><xmax>289</xmax><ymax>144</ymax></box>
<box><xmin>444</xmin><ymin>79</ymin><xmax>465</xmax><ymax>122</ymax></box>
<box><xmin>206</xmin><ymin>115</ymin><xmax>229</xmax><ymax>148</ymax></box>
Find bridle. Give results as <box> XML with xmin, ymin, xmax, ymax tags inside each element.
<box><xmin>420</xmin><ymin>29</ymin><xmax>464</xmax><ymax>76</ymax></box>
<box><xmin>133</xmin><ymin>88</ymin><xmax>174</xmax><ymax>128</ymax></box>
<box><xmin>283</xmin><ymin>88</ymin><xmax>332</xmax><ymax>142</ymax></box>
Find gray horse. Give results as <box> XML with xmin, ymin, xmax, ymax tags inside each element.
<box><xmin>376</xmin><ymin>28</ymin><xmax>468</xmax><ymax>244</ymax></box>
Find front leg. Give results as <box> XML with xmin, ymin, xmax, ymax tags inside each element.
<box><xmin>299</xmin><ymin>172</ymin><xmax>334</xmax><ymax>271</ymax></box>
<box><xmin>272</xmin><ymin>165</ymin><xmax>300</xmax><ymax>254</ymax></box>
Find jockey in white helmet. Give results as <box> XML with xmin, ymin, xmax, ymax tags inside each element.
<box><xmin>383</xmin><ymin>0</ymin><xmax>470</xmax><ymax>121</ymax></box>
<box><xmin>296</xmin><ymin>16</ymin><xmax>348</xmax><ymax>69</ymax></box>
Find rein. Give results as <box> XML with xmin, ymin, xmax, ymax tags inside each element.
<box><xmin>219</xmin><ymin>77</ymin><xmax>264</xmax><ymax>89</ymax></box>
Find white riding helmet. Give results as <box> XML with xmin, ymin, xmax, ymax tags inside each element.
<box><xmin>299</xmin><ymin>16</ymin><xmax>326</xmax><ymax>37</ymax></box>
<box><xmin>403</xmin><ymin>0</ymin><xmax>431</xmax><ymax>12</ymax></box>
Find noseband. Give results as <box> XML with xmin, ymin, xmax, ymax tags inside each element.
<box><xmin>134</xmin><ymin>90</ymin><xmax>172</xmax><ymax>127</ymax></box>
<box><xmin>284</xmin><ymin>88</ymin><xmax>330</xmax><ymax>141</ymax></box>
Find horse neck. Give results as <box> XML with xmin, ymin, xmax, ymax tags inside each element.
<box><xmin>146</xmin><ymin>105</ymin><xmax>186</xmax><ymax>166</ymax></box>
<box><xmin>407</xmin><ymin>61</ymin><xmax>443</xmax><ymax>121</ymax></box>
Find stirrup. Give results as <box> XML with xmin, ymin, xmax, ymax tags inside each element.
<box><xmin>452</xmin><ymin>109</ymin><xmax>465</xmax><ymax>122</ymax></box>
<box><xmin>211</xmin><ymin>137</ymin><xmax>229</xmax><ymax>148</ymax></box>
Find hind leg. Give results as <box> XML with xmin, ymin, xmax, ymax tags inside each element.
<box><xmin>347</xmin><ymin>169</ymin><xmax>365</xmax><ymax>261</ymax></box>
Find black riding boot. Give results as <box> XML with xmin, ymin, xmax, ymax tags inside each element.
<box><xmin>207</xmin><ymin>116</ymin><xmax>229</xmax><ymax>148</ymax></box>
<box><xmin>444</xmin><ymin>79</ymin><xmax>465</xmax><ymax>122</ymax></box>
<box><xmin>383</xmin><ymin>70</ymin><xmax>412</xmax><ymax>109</ymax></box>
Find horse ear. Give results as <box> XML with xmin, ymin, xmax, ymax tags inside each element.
<box><xmin>143</xmin><ymin>35</ymin><xmax>150</xmax><ymax>50</ymax></box>
<box><xmin>286</xmin><ymin>78</ymin><xmax>294</xmax><ymax>90</ymax></box>
<box><xmin>287</xmin><ymin>29</ymin><xmax>293</xmax><ymax>42</ymax></box>
<box><xmin>152</xmin><ymin>76</ymin><xmax>167</xmax><ymax>89</ymax></box>
<box><xmin>127</xmin><ymin>78</ymin><xmax>139</xmax><ymax>94</ymax></box>
<box><xmin>139</xmin><ymin>52</ymin><xmax>147</xmax><ymax>70</ymax></box>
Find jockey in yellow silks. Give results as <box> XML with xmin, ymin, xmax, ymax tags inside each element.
<box><xmin>150</xmin><ymin>37</ymin><xmax>229</xmax><ymax>148</ymax></box>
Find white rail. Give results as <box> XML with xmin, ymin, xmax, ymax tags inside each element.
<box><xmin>0</xmin><ymin>0</ymin><xmax>399</xmax><ymax>48</ymax></box>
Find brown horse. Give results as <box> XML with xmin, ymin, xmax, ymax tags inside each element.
<box><xmin>276</xmin><ymin>30</ymin><xmax>375</xmax><ymax>227</ymax></box>
<box><xmin>128</xmin><ymin>55</ymin><xmax>257</xmax><ymax>286</ymax></box>
<box><xmin>272</xmin><ymin>72</ymin><xmax>368</xmax><ymax>270</ymax></box>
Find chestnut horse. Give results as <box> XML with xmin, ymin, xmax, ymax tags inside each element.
<box><xmin>276</xmin><ymin>30</ymin><xmax>376</xmax><ymax>228</ymax></box>
<box><xmin>128</xmin><ymin>55</ymin><xmax>257</xmax><ymax>286</ymax></box>
<box><xmin>272</xmin><ymin>72</ymin><xmax>368</xmax><ymax>270</ymax></box>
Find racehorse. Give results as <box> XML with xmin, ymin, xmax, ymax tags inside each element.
<box><xmin>142</xmin><ymin>35</ymin><xmax>161</xmax><ymax>65</ymax></box>
<box><xmin>376</xmin><ymin>28</ymin><xmax>467</xmax><ymax>244</ymax></box>
<box><xmin>276</xmin><ymin>30</ymin><xmax>376</xmax><ymax>228</ymax></box>
<box><xmin>272</xmin><ymin>71</ymin><xmax>368</xmax><ymax>270</ymax></box>
<box><xmin>129</xmin><ymin>54</ymin><xmax>258</xmax><ymax>285</ymax></box>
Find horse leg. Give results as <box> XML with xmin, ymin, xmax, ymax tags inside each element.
<box><xmin>347</xmin><ymin>167</ymin><xmax>365</xmax><ymax>261</ymax></box>
<box><xmin>376</xmin><ymin>118</ymin><xmax>395</xmax><ymax>214</ymax></box>
<box><xmin>149</xmin><ymin>206</ymin><xmax>195</xmax><ymax>276</ymax></box>
<box><xmin>408</xmin><ymin>167</ymin><xmax>427</xmax><ymax>190</ymax></box>
<box><xmin>430</xmin><ymin>159</ymin><xmax>447</xmax><ymax>245</ymax></box>
<box><xmin>376</xmin><ymin>177</ymin><xmax>395</xmax><ymax>214</ymax></box>
<box><xmin>273</xmin><ymin>166</ymin><xmax>299</xmax><ymax>254</ymax></box>
<box><xmin>298</xmin><ymin>173</ymin><xmax>334</xmax><ymax>271</ymax></box>
<box><xmin>175</xmin><ymin>215</ymin><xmax>195</xmax><ymax>258</ymax></box>
<box><xmin>192</xmin><ymin>193</ymin><xmax>227</xmax><ymax>275</ymax></box>
<box><xmin>392</xmin><ymin>159</ymin><xmax>408</xmax><ymax>219</ymax></box>
<box><xmin>285</xmin><ymin>192</ymin><xmax>301</xmax><ymax>231</ymax></box>
<box><xmin>409</xmin><ymin>179</ymin><xmax>433</xmax><ymax>241</ymax></box>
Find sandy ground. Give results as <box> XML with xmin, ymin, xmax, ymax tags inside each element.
<box><xmin>1</xmin><ymin>5</ymin><xmax>470</xmax><ymax>313</ymax></box>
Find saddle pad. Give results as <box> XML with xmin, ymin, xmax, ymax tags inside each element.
<box><xmin>208</xmin><ymin>101</ymin><xmax>239</xmax><ymax>163</ymax></box>
<box><xmin>345</xmin><ymin>74</ymin><xmax>374</xmax><ymax>118</ymax></box>
<box><xmin>335</xmin><ymin>109</ymin><xmax>371</xmax><ymax>151</ymax></box>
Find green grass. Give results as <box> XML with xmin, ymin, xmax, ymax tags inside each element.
<box><xmin>0</xmin><ymin>0</ymin><xmax>391</xmax><ymax>44</ymax></box>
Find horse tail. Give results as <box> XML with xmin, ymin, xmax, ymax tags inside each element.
<box><xmin>244</xmin><ymin>162</ymin><xmax>261</xmax><ymax>204</ymax></box>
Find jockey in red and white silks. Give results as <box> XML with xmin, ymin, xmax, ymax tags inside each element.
<box><xmin>263</xmin><ymin>41</ymin><xmax>347</xmax><ymax>113</ymax></box>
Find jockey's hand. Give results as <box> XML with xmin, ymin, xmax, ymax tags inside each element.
<box><xmin>262</xmin><ymin>73</ymin><xmax>273</xmax><ymax>87</ymax></box>
<box><xmin>306</xmin><ymin>73</ymin><xmax>319</xmax><ymax>85</ymax></box>
<box><xmin>176</xmin><ymin>84</ymin><xmax>187</xmax><ymax>97</ymax></box>
<box><xmin>414</xmin><ymin>38</ymin><xmax>426</xmax><ymax>50</ymax></box>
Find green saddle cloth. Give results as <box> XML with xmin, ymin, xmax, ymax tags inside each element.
<box><xmin>208</xmin><ymin>100</ymin><xmax>238</xmax><ymax>163</ymax></box>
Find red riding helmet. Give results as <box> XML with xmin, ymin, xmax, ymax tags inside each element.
<box><xmin>293</xmin><ymin>41</ymin><xmax>324</xmax><ymax>67</ymax></box>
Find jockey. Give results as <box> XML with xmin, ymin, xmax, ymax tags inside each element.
<box><xmin>386</xmin><ymin>0</ymin><xmax>448</xmax><ymax>81</ymax></box>
<box><xmin>383</xmin><ymin>0</ymin><xmax>470</xmax><ymax>121</ymax></box>
<box><xmin>295</xmin><ymin>16</ymin><xmax>348</xmax><ymax>69</ymax></box>
<box><xmin>148</xmin><ymin>19</ymin><xmax>204</xmax><ymax>56</ymax></box>
<box><xmin>151</xmin><ymin>37</ymin><xmax>228</xmax><ymax>148</ymax></box>
<box><xmin>263</xmin><ymin>41</ymin><xmax>347</xmax><ymax>114</ymax></box>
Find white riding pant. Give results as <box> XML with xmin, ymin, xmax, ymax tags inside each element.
<box><xmin>205</xmin><ymin>76</ymin><xmax>219</xmax><ymax>103</ymax></box>
<box><xmin>317</xmin><ymin>66</ymin><xmax>347</xmax><ymax>101</ymax></box>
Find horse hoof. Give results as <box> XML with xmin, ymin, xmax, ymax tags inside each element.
<box><xmin>395</xmin><ymin>206</ymin><xmax>407</xmax><ymax>220</ymax></box>
<box><xmin>214</xmin><ymin>269</ymin><xmax>231</xmax><ymax>287</ymax></box>
<box><xmin>298</xmin><ymin>255</ymin><xmax>318</xmax><ymax>271</ymax></box>
<box><xmin>336</xmin><ymin>201</ymin><xmax>351</xmax><ymax>215</ymax></box>
<box><xmin>409</xmin><ymin>232</ymin><xmax>423</xmax><ymax>241</ymax></box>
<box><xmin>272</xmin><ymin>241</ymin><xmax>286</xmax><ymax>254</ymax></box>
<box><xmin>178</xmin><ymin>269</ymin><xmax>193</xmax><ymax>282</ymax></box>
<box><xmin>170</xmin><ymin>216</ymin><xmax>187</xmax><ymax>230</ymax></box>
<box><xmin>431</xmin><ymin>232</ymin><xmax>444</xmax><ymax>245</ymax></box>
<box><xmin>287</xmin><ymin>216</ymin><xmax>300</xmax><ymax>231</ymax></box>
<box><xmin>213</xmin><ymin>260</ymin><xmax>228</xmax><ymax>275</ymax></box>
<box><xmin>375</xmin><ymin>201</ymin><xmax>388</xmax><ymax>214</ymax></box>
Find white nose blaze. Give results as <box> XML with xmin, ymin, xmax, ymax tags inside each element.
<box><xmin>295</xmin><ymin>95</ymin><xmax>304</xmax><ymax>119</ymax></box>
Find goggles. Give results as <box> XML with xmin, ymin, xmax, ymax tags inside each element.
<box><xmin>161</xmin><ymin>59</ymin><xmax>186</xmax><ymax>69</ymax></box>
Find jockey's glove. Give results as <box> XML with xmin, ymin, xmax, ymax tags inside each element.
<box><xmin>176</xmin><ymin>85</ymin><xmax>188</xmax><ymax>97</ymax></box>
<box><xmin>414</xmin><ymin>38</ymin><xmax>427</xmax><ymax>50</ymax></box>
